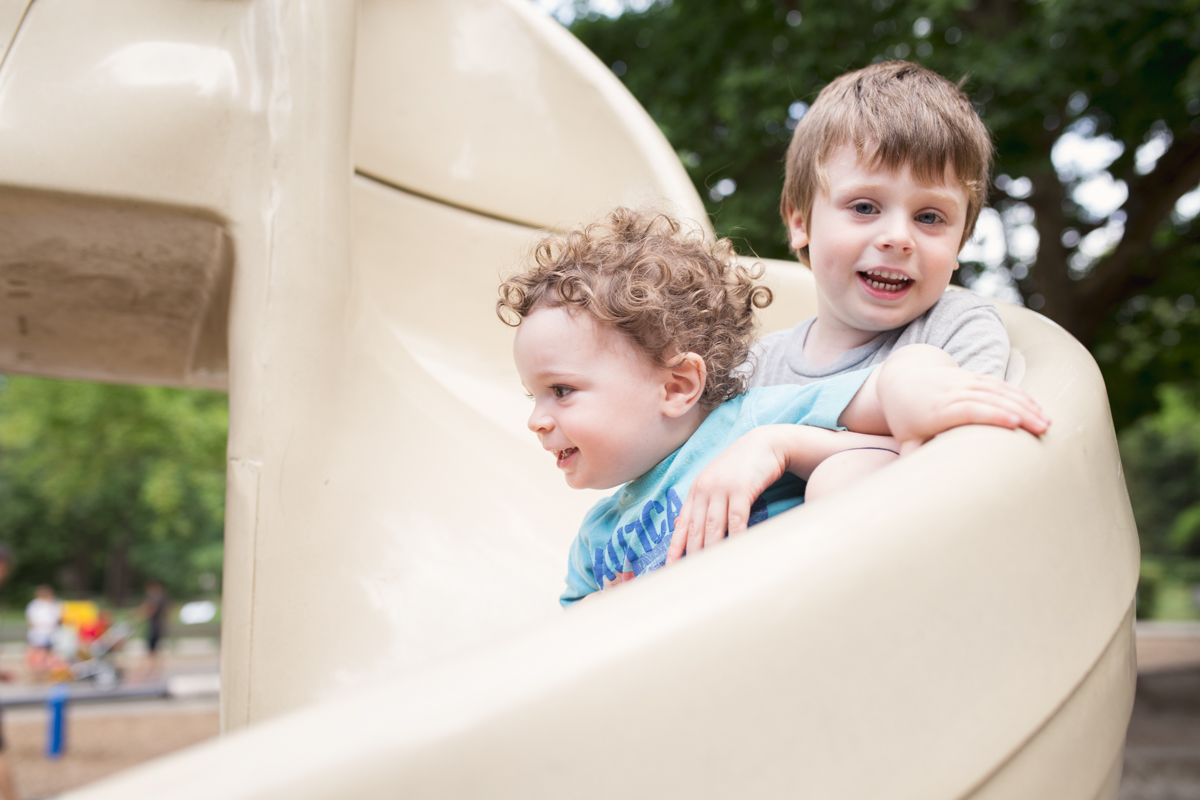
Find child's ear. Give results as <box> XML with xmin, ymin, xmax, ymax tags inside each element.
<box><xmin>785</xmin><ymin>207</ymin><xmax>810</xmax><ymax>251</ymax></box>
<box><xmin>661</xmin><ymin>353</ymin><xmax>706</xmax><ymax>418</ymax></box>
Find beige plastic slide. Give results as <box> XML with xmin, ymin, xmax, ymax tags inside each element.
<box><xmin>0</xmin><ymin>0</ymin><xmax>1137</xmax><ymax>797</ymax></box>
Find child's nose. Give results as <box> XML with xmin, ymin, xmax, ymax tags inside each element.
<box><xmin>527</xmin><ymin>406</ymin><xmax>553</xmax><ymax>434</ymax></box>
<box><xmin>876</xmin><ymin>216</ymin><xmax>915</xmax><ymax>253</ymax></box>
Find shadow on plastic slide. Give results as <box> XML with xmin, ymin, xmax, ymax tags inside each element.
<box><xmin>0</xmin><ymin>0</ymin><xmax>1136</xmax><ymax>796</ymax></box>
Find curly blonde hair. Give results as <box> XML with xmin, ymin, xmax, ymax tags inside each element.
<box><xmin>497</xmin><ymin>208</ymin><xmax>772</xmax><ymax>409</ymax></box>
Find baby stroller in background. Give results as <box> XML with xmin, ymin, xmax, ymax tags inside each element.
<box><xmin>69</xmin><ymin>620</ymin><xmax>132</xmax><ymax>690</ymax></box>
<box><xmin>51</xmin><ymin>601</ymin><xmax>131</xmax><ymax>691</ymax></box>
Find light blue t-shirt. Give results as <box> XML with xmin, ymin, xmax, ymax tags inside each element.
<box><xmin>561</xmin><ymin>368</ymin><xmax>873</xmax><ymax>606</ymax></box>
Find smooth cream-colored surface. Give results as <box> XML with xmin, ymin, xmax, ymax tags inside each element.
<box><xmin>0</xmin><ymin>0</ymin><xmax>1136</xmax><ymax>796</ymax></box>
<box><xmin>63</xmin><ymin>301</ymin><xmax>1137</xmax><ymax>799</ymax></box>
<box><xmin>354</xmin><ymin>0</ymin><xmax>705</xmax><ymax>230</ymax></box>
<box><xmin>0</xmin><ymin>0</ymin><xmax>31</xmax><ymax>66</ymax></box>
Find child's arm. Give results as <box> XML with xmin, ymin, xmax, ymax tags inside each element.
<box><xmin>667</xmin><ymin>426</ymin><xmax>897</xmax><ymax>563</ymax></box>
<box><xmin>668</xmin><ymin>344</ymin><xmax>1050</xmax><ymax>562</ymax></box>
<box><xmin>838</xmin><ymin>344</ymin><xmax>1049</xmax><ymax>454</ymax></box>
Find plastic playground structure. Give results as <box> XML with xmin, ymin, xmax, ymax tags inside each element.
<box><xmin>0</xmin><ymin>0</ymin><xmax>1137</xmax><ymax>797</ymax></box>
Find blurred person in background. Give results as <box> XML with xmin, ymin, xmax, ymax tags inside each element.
<box><xmin>24</xmin><ymin>584</ymin><xmax>60</xmax><ymax>681</ymax></box>
<box><xmin>136</xmin><ymin>580</ymin><xmax>167</xmax><ymax>681</ymax></box>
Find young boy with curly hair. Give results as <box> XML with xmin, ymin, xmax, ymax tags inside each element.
<box><xmin>498</xmin><ymin>209</ymin><xmax>1046</xmax><ymax>605</ymax></box>
<box><xmin>672</xmin><ymin>61</ymin><xmax>1016</xmax><ymax>559</ymax></box>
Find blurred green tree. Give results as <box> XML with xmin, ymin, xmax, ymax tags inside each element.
<box><xmin>1121</xmin><ymin>382</ymin><xmax>1200</xmax><ymax>616</ymax></box>
<box><xmin>1121</xmin><ymin>384</ymin><xmax>1200</xmax><ymax>558</ymax></box>
<box><xmin>0</xmin><ymin>377</ymin><xmax>227</xmax><ymax>605</ymax></box>
<box><xmin>568</xmin><ymin>0</ymin><xmax>1200</xmax><ymax>428</ymax></box>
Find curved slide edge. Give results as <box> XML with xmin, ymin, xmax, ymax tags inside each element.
<box><xmin>968</xmin><ymin>604</ymin><xmax>1135</xmax><ymax>800</ymax></box>
<box><xmin>354</xmin><ymin>0</ymin><xmax>707</xmax><ymax>232</ymax></box>
<box><xmin>63</xmin><ymin>303</ymin><xmax>1138</xmax><ymax>799</ymax></box>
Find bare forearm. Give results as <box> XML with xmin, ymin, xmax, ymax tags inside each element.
<box><xmin>838</xmin><ymin>345</ymin><xmax>959</xmax><ymax>435</ymax></box>
<box><xmin>771</xmin><ymin>425</ymin><xmax>898</xmax><ymax>479</ymax></box>
<box><xmin>836</xmin><ymin>367</ymin><xmax>888</xmax><ymax>434</ymax></box>
<box><xmin>837</xmin><ymin>345</ymin><xmax>1048</xmax><ymax>452</ymax></box>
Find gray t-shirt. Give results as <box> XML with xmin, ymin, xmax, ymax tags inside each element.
<box><xmin>747</xmin><ymin>290</ymin><xmax>1010</xmax><ymax>388</ymax></box>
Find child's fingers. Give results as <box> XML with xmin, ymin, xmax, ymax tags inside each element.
<box><xmin>936</xmin><ymin>399</ymin><xmax>1019</xmax><ymax>431</ymax></box>
<box><xmin>667</xmin><ymin>501</ymin><xmax>693</xmax><ymax>564</ymax></box>
<box><xmin>683</xmin><ymin>494</ymin><xmax>711</xmax><ymax>558</ymax></box>
<box><xmin>698</xmin><ymin>494</ymin><xmax>728</xmax><ymax>552</ymax></box>
<box><xmin>988</xmin><ymin>384</ymin><xmax>1048</xmax><ymax>424</ymax></box>
<box><xmin>919</xmin><ymin>375</ymin><xmax>1048</xmax><ymax>436</ymax></box>
<box><xmin>670</xmin><ymin>490</ymin><xmax>752</xmax><ymax>563</ymax></box>
<box><xmin>666</xmin><ymin>522</ymin><xmax>685</xmax><ymax>564</ymax></box>
<box><xmin>944</xmin><ymin>395</ymin><xmax>1048</xmax><ymax>434</ymax></box>
<box><xmin>964</xmin><ymin>386</ymin><xmax>1050</xmax><ymax>433</ymax></box>
<box><xmin>726</xmin><ymin>493</ymin><xmax>753</xmax><ymax>537</ymax></box>
<box><xmin>672</xmin><ymin>489</ymin><xmax>719</xmax><ymax>561</ymax></box>
<box><xmin>956</xmin><ymin>392</ymin><xmax>1036</xmax><ymax>425</ymax></box>
<box><xmin>970</xmin><ymin>377</ymin><xmax>1049</xmax><ymax>422</ymax></box>
<box><xmin>999</xmin><ymin>398</ymin><xmax>1050</xmax><ymax>434</ymax></box>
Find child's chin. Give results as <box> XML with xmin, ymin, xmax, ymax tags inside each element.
<box><xmin>565</xmin><ymin>471</ymin><xmax>613</xmax><ymax>491</ymax></box>
<box><xmin>569</xmin><ymin>474</ymin><xmax>628</xmax><ymax>491</ymax></box>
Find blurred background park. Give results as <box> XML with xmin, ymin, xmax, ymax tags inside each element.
<box><xmin>0</xmin><ymin>379</ymin><xmax>225</xmax><ymax>612</ymax></box>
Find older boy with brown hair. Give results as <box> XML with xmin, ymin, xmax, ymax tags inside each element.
<box><xmin>671</xmin><ymin>61</ymin><xmax>1018</xmax><ymax>560</ymax></box>
<box><xmin>768</xmin><ymin>59</ymin><xmax>1004</xmax><ymax>381</ymax></box>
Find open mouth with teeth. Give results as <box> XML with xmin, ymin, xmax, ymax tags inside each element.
<box><xmin>554</xmin><ymin>447</ymin><xmax>578</xmax><ymax>467</ymax></box>
<box><xmin>858</xmin><ymin>268</ymin><xmax>914</xmax><ymax>295</ymax></box>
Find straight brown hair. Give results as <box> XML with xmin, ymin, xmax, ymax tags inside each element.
<box><xmin>782</xmin><ymin>61</ymin><xmax>994</xmax><ymax>263</ymax></box>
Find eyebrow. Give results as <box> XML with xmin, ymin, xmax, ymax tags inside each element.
<box><xmin>838</xmin><ymin>182</ymin><xmax>964</xmax><ymax>209</ymax></box>
<box><xmin>528</xmin><ymin>368</ymin><xmax>583</xmax><ymax>382</ymax></box>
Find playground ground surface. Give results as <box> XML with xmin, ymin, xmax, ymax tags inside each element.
<box><xmin>0</xmin><ymin>628</ymin><xmax>1192</xmax><ymax>799</ymax></box>
<box><xmin>6</xmin><ymin>697</ymin><xmax>217</xmax><ymax>799</ymax></box>
<box><xmin>1120</xmin><ymin>623</ymin><xmax>1200</xmax><ymax>800</ymax></box>
<box><xmin>0</xmin><ymin>636</ymin><xmax>220</xmax><ymax>800</ymax></box>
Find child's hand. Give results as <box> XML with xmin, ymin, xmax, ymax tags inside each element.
<box><xmin>667</xmin><ymin>426</ymin><xmax>899</xmax><ymax>563</ymax></box>
<box><xmin>667</xmin><ymin>427</ymin><xmax>790</xmax><ymax>564</ymax></box>
<box><xmin>875</xmin><ymin>344</ymin><xmax>1050</xmax><ymax>454</ymax></box>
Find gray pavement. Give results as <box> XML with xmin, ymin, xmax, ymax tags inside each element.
<box><xmin>1120</xmin><ymin>624</ymin><xmax>1200</xmax><ymax>800</ymax></box>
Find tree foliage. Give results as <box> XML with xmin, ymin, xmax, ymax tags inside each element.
<box><xmin>0</xmin><ymin>377</ymin><xmax>227</xmax><ymax>604</ymax></box>
<box><xmin>1120</xmin><ymin>384</ymin><xmax>1200</xmax><ymax>557</ymax></box>
<box><xmin>569</xmin><ymin>0</ymin><xmax>1200</xmax><ymax>428</ymax></box>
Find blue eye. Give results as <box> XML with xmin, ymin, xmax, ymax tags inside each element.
<box><xmin>916</xmin><ymin>211</ymin><xmax>945</xmax><ymax>225</ymax></box>
<box><xmin>852</xmin><ymin>202</ymin><xmax>878</xmax><ymax>215</ymax></box>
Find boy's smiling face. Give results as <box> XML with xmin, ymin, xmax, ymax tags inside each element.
<box><xmin>514</xmin><ymin>305</ymin><xmax>680</xmax><ymax>490</ymax></box>
<box><xmin>788</xmin><ymin>145</ymin><xmax>970</xmax><ymax>348</ymax></box>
